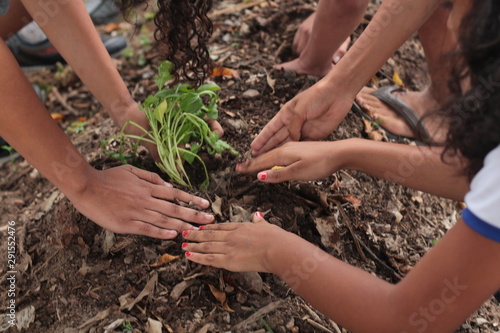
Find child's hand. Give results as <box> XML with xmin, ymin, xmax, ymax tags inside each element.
<box><xmin>181</xmin><ymin>213</ymin><xmax>291</xmax><ymax>273</ymax></box>
<box><xmin>237</xmin><ymin>141</ymin><xmax>348</xmax><ymax>183</ymax></box>
<box><xmin>68</xmin><ymin>165</ymin><xmax>215</xmax><ymax>239</ymax></box>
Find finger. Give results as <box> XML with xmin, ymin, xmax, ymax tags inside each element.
<box><xmin>251</xmin><ymin>126</ymin><xmax>291</xmax><ymax>157</ymax></box>
<box><xmin>250</xmin><ymin>112</ymin><xmax>288</xmax><ymax>153</ymax></box>
<box><xmin>207</xmin><ymin>119</ymin><xmax>224</xmax><ymax>138</ymax></box>
<box><xmin>237</xmin><ymin>149</ymin><xmax>296</xmax><ymax>174</ymax></box>
<box><xmin>141</xmin><ymin>209</ymin><xmax>200</xmax><ymax>232</ymax></box>
<box><xmin>292</xmin><ymin>33</ymin><xmax>303</xmax><ymax>55</ymax></box>
<box><xmin>151</xmin><ymin>184</ymin><xmax>211</xmax><ymax>209</ymax></box>
<box><xmin>181</xmin><ymin>225</ymin><xmax>239</xmax><ymax>241</ymax></box>
<box><xmin>182</xmin><ymin>241</ymin><xmax>228</xmax><ymax>255</ymax></box>
<box><xmin>129</xmin><ymin>220</ymin><xmax>179</xmax><ymax>239</ymax></box>
<box><xmin>185</xmin><ymin>252</ymin><xmax>227</xmax><ymax>269</ymax></box>
<box><xmin>255</xmin><ymin>160</ymin><xmax>303</xmax><ymax>183</ymax></box>
<box><xmin>126</xmin><ymin>165</ymin><xmax>165</xmax><ymax>185</ymax></box>
<box><xmin>253</xmin><ymin>211</ymin><xmax>266</xmax><ymax>223</ymax></box>
<box><xmin>148</xmin><ymin>198</ymin><xmax>214</xmax><ymax>225</ymax></box>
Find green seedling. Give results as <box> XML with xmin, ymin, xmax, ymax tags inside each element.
<box><xmin>121</xmin><ymin>320</ymin><xmax>134</xmax><ymax>333</ymax></box>
<box><xmin>104</xmin><ymin>60</ymin><xmax>238</xmax><ymax>188</ymax></box>
<box><xmin>67</xmin><ymin>120</ymin><xmax>87</xmax><ymax>134</ymax></box>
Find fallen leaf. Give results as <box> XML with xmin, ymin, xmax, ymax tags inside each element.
<box><xmin>266</xmin><ymin>71</ymin><xmax>276</xmax><ymax>94</ymax></box>
<box><xmin>121</xmin><ymin>272</ymin><xmax>158</xmax><ymax>311</ymax></box>
<box><xmin>223</xmin><ymin>109</ymin><xmax>237</xmax><ymax>117</ymax></box>
<box><xmin>208</xmin><ymin>284</ymin><xmax>234</xmax><ymax>312</ymax></box>
<box><xmin>51</xmin><ymin>113</ymin><xmax>65</xmax><ymax>123</ymax></box>
<box><xmin>145</xmin><ymin>318</ymin><xmax>163</xmax><ymax>333</ymax></box>
<box><xmin>149</xmin><ymin>253</ymin><xmax>180</xmax><ymax>267</ymax></box>
<box><xmin>362</xmin><ymin>118</ymin><xmax>384</xmax><ymax>141</ymax></box>
<box><xmin>211</xmin><ymin>67</ymin><xmax>239</xmax><ymax>79</ymax></box>
<box><xmin>334</xmin><ymin>194</ymin><xmax>362</xmax><ymax>210</ymax></box>
<box><xmin>104</xmin><ymin>22</ymin><xmax>121</xmax><ymax>32</ymax></box>
<box><xmin>393</xmin><ymin>72</ymin><xmax>404</xmax><ymax>87</ymax></box>
<box><xmin>212</xmin><ymin>195</ymin><xmax>223</xmax><ymax>216</ymax></box>
<box><xmin>15</xmin><ymin>306</ymin><xmax>35</xmax><ymax>330</ymax></box>
<box><xmin>77</xmin><ymin>117</ymin><xmax>87</xmax><ymax>122</ymax></box>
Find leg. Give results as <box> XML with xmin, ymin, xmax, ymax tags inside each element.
<box><xmin>355</xmin><ymin>6</ymin><xmax>456</xmax><ymax>141</ymax></box>
<box><xmin>276</xmin><ymin>0</ymin><xmax>369</xmax><ymax>77</ymax></box>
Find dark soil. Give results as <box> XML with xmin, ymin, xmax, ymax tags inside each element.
<box><xmin>1</xmin><ymin>0</ymin><xmax>499</xmax><ymax>332</ymax></box>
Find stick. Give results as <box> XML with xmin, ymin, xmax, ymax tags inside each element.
<box><xmin>332</xmin><ymin>199</ymin><xmax>367</xmax><ymax>261</ymax></box>
<box><xmin>209</xmin><ymin>0</ymin><xmax>267</xmax><ymax>18</ymax></box>
<box><xmin>232</xmin><ymin>300</ymin><xmax>282</xmax><ymax>331</ymax></box>
<box><xmin>52</xmin><ymin>86</ymin><xmax>79</xmax><ymax>116</ymax></box>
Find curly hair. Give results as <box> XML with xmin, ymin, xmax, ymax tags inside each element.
<box><xmin>440</xmin><ymin>0</ymin><xmax>500</xmax><ymax>179</ymax></box>
<box><xmin>119</xmin><ymin>0</ymin><xmax>214</xmax><ymax>87</ymax></box>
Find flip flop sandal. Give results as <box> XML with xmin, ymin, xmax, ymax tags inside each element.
<box><xmin>6</xmin><ymin>31</ymin><xmax>127</xmax><ymax>68</ymax></box>
<box><xmin>86</xmin><ymin>0</ymin><xmax>120</xmax><ymax>26</ymax></box>
<box><xmin>0</xmin><ymin>85</ymin><xmax>46</xmax><ymax>166</ymax></box>
<box><xmin>351</xmin><ymin>85</ymin><xmax>432</xmax><ymax>145</ymax></box>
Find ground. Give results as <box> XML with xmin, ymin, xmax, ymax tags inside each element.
<box><xmin>0</xmin><ymin>0</ymin><xmax>499</xmax><ymax>332</ymax></box>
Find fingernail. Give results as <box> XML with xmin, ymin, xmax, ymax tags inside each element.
<box><xmin>236</xmin><ymin>163</ymin><xmax>242</xmax><ymax>171</ymax></box>
<box><xmin>199</xmin><ymin>225</ymin><xmax>205</xmax><ymax>231</ymax></box>
<box><xmin>201</xmin><ymin>199</ymin><xmax>210</xmax><ymax>206</ymax></box>
<box><xmin>164</xmin><ymin>182</ymin><xmax>173</xmax><ymax>188</ymax></box>
<box><xmin>255</xmin><ymin>211</ymin><xmax>264</xmax><ymax>218</ymax></box>
<box><xmin>182</xmin><ymin>242</ymin><xmax>188</xmax><ymax>248</ymax></box>
<box><xmin>245</xmin><ymin>159</ymin><xmax>250</xmax><ymax>166</ymax></box>
<box><xmin>334</xmin><ymin>55</ymin><xmax>341</xmax><ymax>63</ymax></box>
<box><xmin>182</xmin><ymin>230</ymin><xmax>190</xmax><ymax>237</ymax></box>
<box><xmin>185</xmin><ymin>252</ymin><xmax>192</xmax><ymax>257</ymax></box>
<box><xmin>258</xmin><ymin>172</ymin><xmax>267</xmax><ymax>181</ymax></box>
<box><xmin>204</xmin><ymin>214</ymin><xmax>214</xmax><ymax>221</ymax></box>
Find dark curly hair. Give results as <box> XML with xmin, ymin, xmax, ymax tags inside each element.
<box><xmin>440</xmin><ymin>0</ymin><xmax>500</xmax><ymax>179</ymax></box>
<box><xmin>119</xmin><ymin>0</ymin><xmax>214</xmax><ymax>87</ymax></box>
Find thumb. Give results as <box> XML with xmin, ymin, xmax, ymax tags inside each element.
<box><xmin>253</xmin><ymin>211</ymin><xmax>266</xmax><ymax>223</ymax></box>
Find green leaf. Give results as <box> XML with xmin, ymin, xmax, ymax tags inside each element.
<box><xmin>196</xmin><ymin>83</ymin><xmax>221</xmax><ymax>92</ymax></box>
<box><xmin>155</xmin><ymin>100</ymin><xmax>168</xmax><ymax>122</ymax></box>
<box><xmin>154</xmin><ymin>61</ymin><xmax>174</xmax><ymax>89</ymax></box>
<box><xmin>180</xmin><ymin>93</ymin><xmax>203</xmax><ymax>115</ymax></box>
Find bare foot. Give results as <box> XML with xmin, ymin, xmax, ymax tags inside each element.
<box><xmin>355</xmin><ymin>87</ymin><xmax>445</xmax><ymax>141</ymax></box>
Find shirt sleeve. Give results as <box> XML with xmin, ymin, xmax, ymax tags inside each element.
<box><xmin>463</xmin><ymin>145</ymin><xmax>500</xmax><ymax>242</ymax></box>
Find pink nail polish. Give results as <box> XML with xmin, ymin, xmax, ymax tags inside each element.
<box><xmin>255</xmin><ymin>211</ymin><xmax>264</xmax><ymax>218</ymax></box>
<box><xmin>182</xmin><ymin>230</ymin><xmax>189</xmax><ymax>237</ymax></box>
<box><xmin>199</xmin><ymin>225</ymin><xmax>205</xmax><ymax>231</ymax></box>
<box><xmin>236</xmin><ymin>163</ymin><xmax>242</xmax><ymax>171</ymax></box>
<box><xmin>185</xmin><ymin>252</ymin><xmax>192</xmax><ymax>257</ymax></box>
<box><xmin>258</xmin><ymin>172</ymin><xmax>267</xmax><ymax>181</ymax></box>
<box><xmin>182</xmin><ymin>242</ymin><xmax>188</xmax><ymax>248</ymax></box>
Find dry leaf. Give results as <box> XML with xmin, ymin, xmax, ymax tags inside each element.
<box><xmin>211</xmin><ymin>67</ymin><xmax>239</xmax><ymax>79</ymax></box>
<box><xmin>393</xmin><ymin>72</ymin><xmax>404</xmax><ymax>87</ymax></box>
<box><xmin>51</xmin><ymin>113</ymin><xmax>65</xmax><ymax>123</ymax></box>
<box><xmin>121</xmin><ymin>272</ymin><xmax>158</xmax><ymax>311</ymax></box>
<box><xmin>223</xmin><ymin>110</ymin><xmax>237</xmax><ymax>117</ymax></box>
<box><xmin>336</xmin><ymin>194</ymin><xmax>362</xmax><ymax>210</ymax></box>
<box><xmin>145</xmin><ymin>318</ymin><xmax>163</xmax><ymax>333</ymax></box>
<box><xmin>149</xmin><ymin>253</ymin><xmax>180</xmax><ymax>267</ymax></box>
<box><xmin>266</xmin><ymin>71</ymin><xmax>276</xmax><ymax>94</ymax></box>
<box><xmin>208</xmin><ymin>284</ymin><xmax>234</xmax><ymax>312</ymax></box>
<box><xmin>212</xmin><ymin>195</ymin><xmax>223</xmax><ymax>216</ymax></box>
<box><xmin>104</xmin><ymin>22</ymin><xmax>121</xmax><ymax>32</ymax></box>
<box><xmin>362</xmin><ymin>118</ymin><xmax>384</xmax><ymax>142</ymax></box>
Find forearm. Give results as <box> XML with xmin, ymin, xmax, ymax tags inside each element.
<box><xmin>270</xmin><ymin>220</ymin><xmax>500</xmax><ymax>332</ymax></box>
<box><xmin>0</xmin><ymin>41</ymin><xmax>95</xmax><ymax>196</ymax></box>
<box><xmin>340</xmin><ymin>138</ymin><xmax>469</xmax><ymax>201</ymax></box>
<box><xmin>322</xmin><ymin>0</ymin><xmax>443</xmax><ymax>98</ymax></box>
<box><xmin>20</xmin><ymin>0</ymin><xmax>137</xmax><ymax>127</ymax></box>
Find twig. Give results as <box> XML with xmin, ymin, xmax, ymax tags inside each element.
<box><xmin>303</xmin><ymin>317</ymin><xmax>335</xmax><ymax>333</ymax></box>
<box><xmin>332</xmin><ymin>199</ymin><xmax>367</xmax><ymax>261</ymax></box>
<box><xmin>52</xmin><ymin>86</ymin><xmax>79</xmax><ymax>116</ymax></box>
<box><xmin>232</xmin><ymin>300</ymin><xmax>282</xmax><ymax>331</ymax></box>
<box><xmin>209</xmin><ymin>0</ymin><xmax>266</xmax><ymax>18</ymax></box>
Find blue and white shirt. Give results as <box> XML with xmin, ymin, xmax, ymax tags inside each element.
<box><xmin>463</xmin><ymin>145</ymin><xmax>500</xmax><ymax>242</ymax></box>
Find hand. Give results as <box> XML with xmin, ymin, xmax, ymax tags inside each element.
<box><xmin>181</xmin><ymin>213</ymin><xmax>291</xmax><ymax>273</ymax></box>
<box><xmin>250</xmin><ymin>80</ymin><xmax>354</xmax><ymax>156</ymax></box>
<box><xmin>238</xmin><ymin>141</ymin><xmax>347</xmax><ymax>182</ymax></box>
<box><xmin>67</xmin><ymin>165</ymin><xmax>215</xmax><ymax>239</ymax></box>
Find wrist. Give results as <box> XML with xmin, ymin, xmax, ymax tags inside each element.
<box><xmin>335</xmin><ymin>138</ymin><xmax>365</xmax><ymax>171</ymax></box>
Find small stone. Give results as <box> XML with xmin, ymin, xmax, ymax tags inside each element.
<box><xmin>242</xmin><ymin>89</ymin><xmax>260</xmax><ymax>98</ymax></box>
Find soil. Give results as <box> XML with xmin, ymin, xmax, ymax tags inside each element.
<box><xmin>1</xmin><ymin>0</ymin><xmax>499</xmax><ymax>332</ymax></box>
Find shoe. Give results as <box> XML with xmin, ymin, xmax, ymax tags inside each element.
<box><xmin>6</xmin><ymin>26</ymin><xmax>127</xmax><ymax>67</ymax></box>
<box><xmin>86</xmin><ymin>0</ymin><xmax>120</xmax><ymax>26</ymax></box>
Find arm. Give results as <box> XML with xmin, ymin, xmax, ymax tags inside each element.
<box><xmin>0</xmin><ymin>40</ymin><xmax>214</xmax><ymax>238</ymax></box>
<box><xmin>238</xmin><ymin>139</ymin><xmax>469</xmax><ymax>201</ymax></box>
<box><xmin>183</xmin><ymin>214</ymin><xmax>500</xmax><ymax>332</ymax></box>
<box><xmin>252</xmin><ymin>0</ymin><xmax>444</xmax><ymax>155</ymax></box>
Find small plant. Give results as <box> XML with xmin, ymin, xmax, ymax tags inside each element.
<box><xmin>104</xmin><ymin>61</ymin><xmax>238</xmax><ymax>188</ymax></box>
<box><xmin>121</xmin><ymin>320</ymin><xmax>134</xmax><ymax>333</ymax></box>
